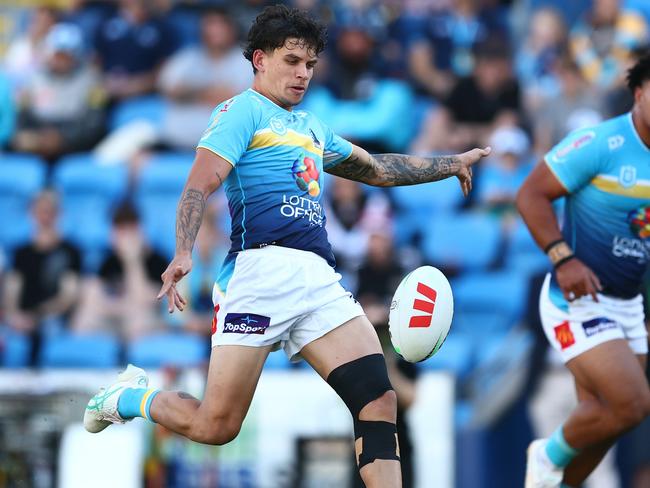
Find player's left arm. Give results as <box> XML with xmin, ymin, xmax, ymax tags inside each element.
<box><xmin>326</xmin><ymin>144</ymin><xmax>491</xmax><ymax>196</ymax></box>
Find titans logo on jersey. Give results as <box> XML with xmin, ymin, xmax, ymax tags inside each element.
<box><xmin>545</xmin><ymin>113</ymin><xmax>650</xmax><ymax>303</ymax></box>
<box><xmin>197</xmin><ymin>89</ymin><xmax>353</xmax><ymax>290</ymax></box>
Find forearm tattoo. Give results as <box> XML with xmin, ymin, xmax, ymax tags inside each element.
<box><xmin>176</xmin><ymin>188</ymin><xmax>206</xmax><ymax>253</ymax></box>
<box><xmin>328</xmin><ymin>152</ymin><xmax>461</xmax><ymax>186</ymax></box>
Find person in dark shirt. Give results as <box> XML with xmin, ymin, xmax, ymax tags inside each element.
<box><xmin>72</xmin><ymin>201</ymin><xmax>166</xmax><ymax>340</ymax></box>
<box><xmin>3</xmin><ymin>190</ymin><xmax>81</xmax><ymax>364</ymax></box>
<box><xmin>93</xmin><ymin>0</ymin><xmax>177</xmax><ymax>101</ymax></box>
<box><xmin>411</xmin><ymin>36</ymin><xmax>521</xmax><ymax>154</ymax></box>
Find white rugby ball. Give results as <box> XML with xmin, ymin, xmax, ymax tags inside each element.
<box><xmin>388</xmin><ymin>266</ymin><xmax>454</xmax><ymax>363</ymax></box>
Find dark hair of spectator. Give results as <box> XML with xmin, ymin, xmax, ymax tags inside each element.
<box><xmin>626</xmin><ymin>51</ymin><xmax>650</xmax><ymax>92</ymax></box>
<box><xmin>243</xmin><ymin>4</ymin><xmax>327</xmax><ymax>73</ymax></box>
<box><xmin>113</xmin><ymin>201</ymin><xmax>140</xmax><ymax>226</ymax></box>
<box><xmin>473</xmin><ymin>35</ymin><xmax>512</xmax><ymax>61</ymax></box>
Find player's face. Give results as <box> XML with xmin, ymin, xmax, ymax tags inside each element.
<box><xmin>255</xmin><ymin>38</ymin><xmax>318</xmax><ymax>109</ymax></box>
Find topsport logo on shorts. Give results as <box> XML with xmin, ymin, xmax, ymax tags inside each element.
<box><xmin>223</xmin><ymin>313</ymin><xmax>270</xmax><ymax>335</ymax></box>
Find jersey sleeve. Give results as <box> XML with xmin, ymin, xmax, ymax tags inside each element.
<box><xmin>321</xmin><ymin>122</ymin><xmax>353</xmax><ymax>170</ymax></box>
<box><xmin>197</xmin><ymin>96</ymin><xmax>256</xmax><ymax>166</ymax></box>
<box><xmin>544</xmin><ymin>128</ymin><xmax>603</xmax><ymax>192</ymax></box>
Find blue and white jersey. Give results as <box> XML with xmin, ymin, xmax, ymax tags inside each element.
<box><xmin>545</xmin><ymin>112</ymin><xmax>650</xmax><ymax>305</ymax></box>
<box><xmin>197</xmin><ymin>88</ymin><xmax>353</xmax><ymax>292</ymax></box>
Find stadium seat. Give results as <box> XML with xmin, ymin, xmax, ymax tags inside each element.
<box><xmin>0</xmin><ymin>154</ymin><xmax>47</xmax><ymax>251</ymax></box>
<box><xmin>126</xmin><ymin>332</ymin><xmax>207</xmax><ymax>368</ymax></box>
<box><xmin>108</xmin><ymin>95</ymin><xmax>168</xmax><ymax>132</ymax></box>
<box><xmin>452</xmin><ymin>270</ymin><xmax>530</xmax><ymax>323</ymax></box>
<box><xmin>421</xmin><ymin>212</ymin><xmax>503</xmax><ymax>270</ymax></box>
<box><xmin>135</xmin><ymin>153</ymin><xmax>194</xmax><ymax>258</ymax></box>
<box><xmin>52</xmin><ymin>154</ymin><xmax>128</xmax><ymax>271</ymax></box>
<box><xmin>39</xmin><ymin>332</ymin><xmax>121</xmax><ymax>368</ymax></box>
<box><xmin>505</xmin><ymin>218</ymin><xmax>549</xmax><ymax>275</ymax></box>
<box><xmin>0</xmin><ymin>327</ymin><xmax>31</xmax><ymax>368</ymax></box>
<box><xmin>418</xmin><ymin>332</ymin><xmax>475</xmax><ymax>379</ymax></box>
<box><xmin>452</xmin><ymin>311</ymin><xmax>515</xmax><ymax>341</ymax></box>
<box><xmin>390</xmin><ymin>179</ymin><xmax>465</xmax><ymax>246</ymax></box>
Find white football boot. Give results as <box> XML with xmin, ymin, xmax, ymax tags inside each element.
<box><xmin>84</xmin><ymin>364</ymin><xmax>149</xmax><ymax>433</ymax></box>
<box><xmin>525</xmin><ymin>439</ymin><xmax>564</xmax><ymax>488</ymax></box>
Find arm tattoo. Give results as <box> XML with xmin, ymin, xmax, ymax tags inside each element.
<box><xmin>176</xmin><ymin>188</ymin><xmax>206</xmax><ymax>253</ymax></box>
<box><xmin>327</xmin><ymin>152</ymin><xmax>461</xmax><ymax>187</ymax></box>
<box><xmin>177</xmin><ymin>392</ymin><xmax>198</xmax><ymax>400</ymax></box>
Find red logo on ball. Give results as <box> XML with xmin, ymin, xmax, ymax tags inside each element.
<box><xmin>409</xmin><ymin>282</ymin><xmax>437</xmax><ymax>328</ymax></box>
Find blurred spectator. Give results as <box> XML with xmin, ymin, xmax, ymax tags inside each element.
<box><xmin>405</xmin><ymin>0</ymin><xmax>510</xmax><ymax>99</ymax></box>
<box><xmin>325</xmin><ymin>177</ymin><xmax>393</xmax><ymax>286</ymax></box>
<box><xmin>3</xmin><ymin>6</ymin><xmax>58</xmax><ymax>95</ymax></box>
<box><xmin>515</xmin><ymin>7</ymin><xmax>567</xmax><ymax>115</ymax></box>
<box><xmin>569</xmin><ymin>0</ymin><xmax>648</xmax><ymax>91</ymax></box>
<box><xmin>626</xmin><ymin>0</ymin><xmax>650</xmax><ymax>25</ymax></box>
<box><xmin>157</xmin><ymin>6</ymin><xmax>252</xmax><ymax>150</ymax></box>
<box><xmin>173</xmin><ymin>203</ymin><xmax>228</xmax><ymax>334</ymax></box>
<box><xmin>0</xmin><ymin>71</ymin><xmax>16</xmax><ymax>150</ymax></box>
<box><xmin>302</xmin><ymin>20</ymin><xmax>415</xmax><ymax>151</ymax></box>
<box><xmin>94</xmin><ymin>0</ymin><xmax>177</xmax><ymax>101</ymax></box>
<box><xmin>11</xmin><ymin>23</ymin><xmax>106</xmax><ymax>163</ymax></box>
<box><xmin>532</xmin><ymin>53</ymin><xmax>604</xmax><ymax>155</ymax></box>
<box><xmin>476</xmin><ymin>125</ymin><xmax>532</xmax><ymax>215</ymax></box>
<box><xmin>2</xmin><ymin>190</ymin><xmax>81</xmax><ymax>364</ymax></box>
<box><xmin>72</xmin><ymin>201</ymin><xmax>167</xmax><ymax>340</ymax></box>
<box><xmin>352</xmin><ymin>229</ymin><xmax>416</xmax><ymax>488</ymax></box>
<box><xmin>411</xmin><ymin>36</ymin><xmax>521</xmax><ymax>153</ymax></box>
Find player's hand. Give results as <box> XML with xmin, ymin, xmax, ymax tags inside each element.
<box><xmin>456</xmin><ymin>146</ymin><xmax>491</xmax><ymax>196</ymax></box>
<box><xmin>555</xmin><ymin>258</ymin><xmax>603</xmax><ymax>302</ymax></box>
<box><xmin>157</xmin><ymin>254</ymin><xmax>192</xmax><ymax>313</ymax></box>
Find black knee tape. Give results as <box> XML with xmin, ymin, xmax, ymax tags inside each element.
<box><xmin>326</xmin><ymin>353</ymin><xmax>393</xmax><ymax>417</ymax></box>
<box><xmin>355</xmin><ymin>420</ymin><xmax>400</xmax><ymax>468</ymax></box>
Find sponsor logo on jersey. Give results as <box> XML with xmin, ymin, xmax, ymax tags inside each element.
<box><xmin>628</xmin><ymin>205</ymin><xmax>650</xmax><ymax>239</ymax></box>
<box><xmin>581</xmin><ymin>317</ymin><xmax>617</xmax><ymax>337</ymax></box>
<box><xmin>270</xmin><ymin>116</ymin><xmax>287</xmax><ymax>135</ymax></box>
<box><xmin>608</xmin><ymin>135</ymin><xmax>625</xmax><ymax>151</ymax></box>
<box><xmin>619</xmin><ymin>165</ymin><xmax>637</xmax><ymax>188</ymax></box>
<box><xmin>409</xmin><ymin>282</ymin><xmax>438</xmax><ymax>328</ymax></box>
<box><xmin>611</xmin><ymin>235</ymin><xmax>650</xmax><ymax>263</ymax></box>
<box><xmin>291</xmin><ymin>153</ymin><xmax>320</xmax><ymax>197</ymax></box>
<box><xmin>223</xmin><ymin>313</ymin><xmax>270</xmax><ymax>334</ymax></box>
<box><xmin>552</xmin><ymin>131</ymin><xmax>595</xmax><ymax>162</ymax></box>
<box><xmin>280</xmin><ymin>194</ymin><xmax>324</xmax><ymax>226</ymax></box>
<box><xmin>554</xmin><ymin>321</ymin><xmax>575</xmax><ymax>350</ymax></box>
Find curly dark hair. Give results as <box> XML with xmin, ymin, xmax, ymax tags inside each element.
<box><xmin>243</xmin><ymin>4</ymin><xmax>327</xmax><ymax>73</ymax></box>
<box><xmin>627</xmin><ymin>50</ymin><xmax>650</xmax><ymax>92</ymax></box>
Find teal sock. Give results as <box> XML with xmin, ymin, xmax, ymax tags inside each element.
<box><xmin>545</xmin><ymin>425</ymin><xmax>580</xmax><ymax>468</ymax></box>
<box><xmin>117</xmin><ymin>388</ymin><xmax>160</xmax><ymax>421</ymax></box>
<box><xmin>561</xmin><ymin>484</ymin><xmax>575</xmax><ymax>488</ymax></box>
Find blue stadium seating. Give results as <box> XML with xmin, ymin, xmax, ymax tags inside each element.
<box><xmin>52</xmin><ymin>154</ymin><xmax>128</xmax><ymax>271</ymax></box>
<box><xmin>452</xmin><ymin>270</ymin><xmax>530</xmax><ymax>323</ymax></box>
<box><xmin>135</xmin><ymin>153</ymin><xmax>194</xmax><ymax>258</ymax></box>
<box><xmin>419</xmin><ymin>332</ymin><xmax>475</xmax><ymax>378</ymax></box>
<box><xmin>390</xmin><ymin>178</ymin><xmax>465</xmax><ymax>245</ymax></box>
<box><xmin>422</xmin><ymin>212</ymin><xmax>503</xmax><ymax>269</ymax></box>
<box><xmin>505</xmin><ymin>218</ymin><xmax>549</xmax><ymax>275</ymax></box>
<box><xmin>108</xmin><ymin>95</ymin><xmax>168</xmax><ymax>132</ymax></box>
<box><xmin>126</xmin><ymin>332</ymin><xmax>207</xmax><ymax>368</ymax></box>
<box><xmin>0</xmin><ymin>327</ymin><xmax>31</xmax><ymax>368</ymax></box>
<box><xmin>264</xmin><ymin>350</ymin><xmax>293</xmax><ymax>370</ymax></box>
<box><xmin>39</xmin><ymin>332</ymin><xmax>121</xmax><ymax>368</ymax></box>
<box><xmin>452</xmin><ymin>312</ymin><xmax>515</xmax><ymax>342</ymax></box>
<box><xmin>0</xmin><ymin>154</ymin><xmax>47</xmax><ymax>252</ymax></box>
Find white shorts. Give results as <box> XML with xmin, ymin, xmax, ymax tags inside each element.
<box><xmin>539</xmin><ymin>274</ymin><xmax>648</xmax><ymax>363</ymax></box>
<box><xmin>210</xmin><ymin>245</ymin><xmax>365</xmax><ymax>360</ymax></box>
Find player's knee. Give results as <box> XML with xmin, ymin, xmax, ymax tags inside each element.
<box><xmin>612</xmin><ymin>396</ymin><xmax>650</xmax><ymax>431</ymax></box>
<box><xmin>190</xmin><ymin>415</ymin><xmax>242</xmax><ymax>445</ymax></box>
<box><xmin>359</xmin><ymin>389</ymin><xmax>397</xmax><ymax>423</ymax></box>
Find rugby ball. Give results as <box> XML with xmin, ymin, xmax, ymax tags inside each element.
<box><xmin>388</xmin><ymin>266</ymin><xmax>454</xmax><ymax>363</ymax></box>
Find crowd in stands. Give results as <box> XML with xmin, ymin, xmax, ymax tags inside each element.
<box><xmin>1</xmin><ymin>0</ymin><xmax>650</xmax><ymax>486</ymax></box>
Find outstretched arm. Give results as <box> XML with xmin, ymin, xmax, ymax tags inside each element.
<box><xmin>326</xmin><ymin>144</ymin><xmax>491</xmax><ymax>195</ymax></box>
<box><xmin>157</xmin><ymin>148</ymin><xmax>233</xmax><ymax>312</ymax></box>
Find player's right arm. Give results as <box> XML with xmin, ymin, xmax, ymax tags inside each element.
<box><xmin>516</xmin><ymin>137</ymin><xmax>603</xmax><ymax>302</ymax></box>
<box><xmin>157</xmin><ymin>149</ymin><xmax>233</xmax><ymax>313</ymax></box>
